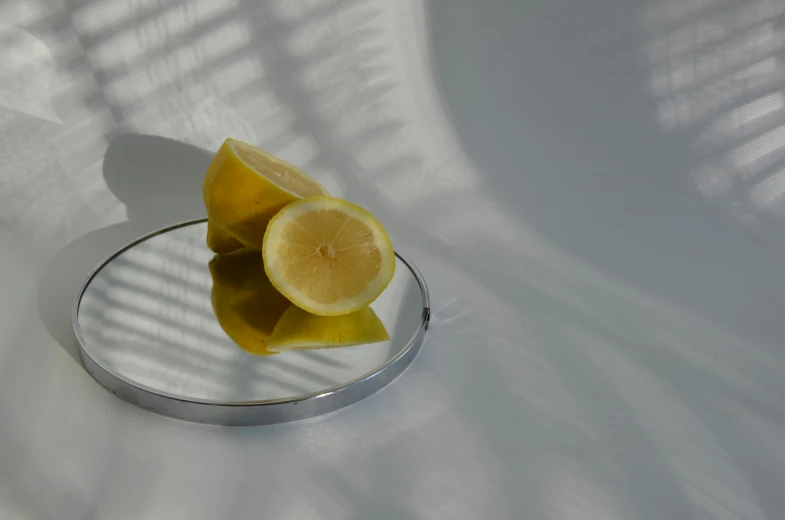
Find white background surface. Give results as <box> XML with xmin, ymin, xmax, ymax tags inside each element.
<box><xmin>2</xmin><ymin>0</ymin><xmax>785</xmax><ymax>518</ymax></box>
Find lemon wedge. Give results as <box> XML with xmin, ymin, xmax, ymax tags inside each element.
<box><xmin>262</xmin><ymin>196</ymin><xmax>395</xmax><ymax>316</ymax></box>
<box><xmin>209</xmin><ymin>249</ymin><xmax>290</xmax><ymax>356</ymax></box>
<box><xmin>267</xmin><ymin>305</ymin><xmax>389</xmax><ymax>352</ymax></box>
<box><xmin>203</xmin><ymin>138</ymin><xmax>330</xmax><ymax>253</ymax></box>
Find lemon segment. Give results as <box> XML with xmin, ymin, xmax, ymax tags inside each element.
<box><xmin>267</xmin><ymin>305</ymin><xmax>389</xmax><ymax>352</ymax></box>
<box><xmin>263</xmin><ymin>196</ymin><xmax>395</xmax><ymax>316</ymax></box>
<box><xmin>203</xmin><ymin>138</ymin><xmax>330</xmax><ymax>253</ymax></box>
<box><xmin>209</xmin><ymin>249</ymin><xmax>290</xmax><ymax>356</ymax></box>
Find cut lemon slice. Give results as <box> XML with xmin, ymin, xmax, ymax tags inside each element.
<box><xmin>203</xmin><ymin>138</ymin><xmax>330</xmax><ymax>253</ymax></box>
<box><xmin>267</xmin><ymin>305</ymin><xmax>389</xmax><ymax>352</ymax></box>
<box><xmin>263</xmin><ymin>196</ymin><xmax>395</xmax><ymax>316</ymax></box>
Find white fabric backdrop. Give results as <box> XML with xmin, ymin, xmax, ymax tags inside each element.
<box><xmin>2</xmin><ymin>0</ymin><xmax>785</xmax><ymax>518</ymax></box>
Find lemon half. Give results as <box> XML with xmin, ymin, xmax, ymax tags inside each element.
<box><xmin>262</xmin><ymin>196</ymin><xmax>395</xmax><ymax>316</ymax></box>
<box><xmin>203</xmin><ymin>138</ymin><xmax>330</xmax><ymax>253</ymax></box>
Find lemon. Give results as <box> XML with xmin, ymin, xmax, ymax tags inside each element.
<box><xmin>209</xmin><ymin>248</ymin><xmax>290</xmax><ymax>356</ymax></box>
<box><xmin>262</xmin><ymin>196</ymin><xmax>395</xmax><ymax>316</ymax></box>
<box><xmin>267</xmin><ymin>305</ymin><xmax>389</xmax><ymax>352</ymax></box>
<box><xmin>203</xmin><ymin>138</ymin><xmax>330</xmax><ymax>253</ymax></box>
<box><xmin>206</xmin><ymin>225</ymin><xmax>244</xmax><ymax>254</ymax></box>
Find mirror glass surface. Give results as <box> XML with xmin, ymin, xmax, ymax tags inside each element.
<box><xmin>76</xmin><ymin>221</ymin><xmax>426</xmax><ymax>403</ymax></box>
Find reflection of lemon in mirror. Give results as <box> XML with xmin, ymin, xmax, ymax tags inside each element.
<box><xmin>268</xmin><ymin>305</ymin><xmax>389</xmax><ymax>352</ymax></box>
<box><xmin>207</xmin><ymin>225</ymin><xmax>244</xmax><ymax>254</ymax></box>
<box><xmin>209</xmin><ymin>248</ymin><xmax>290</xmax><ymax>356</ymax></box>
<box><xmin>263</xmin><ymin>196</ymin><xmax>395</xmax><ymax>316</ymax></box>
<box><xmin>203</xmin><ymin>138</ymin><xmax>330</xmax><ymax>253</ymax></box>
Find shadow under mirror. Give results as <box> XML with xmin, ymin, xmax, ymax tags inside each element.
<box><xmin>75</xmin><ymin>220</ymin><xmax>425</xmax><ymax>404</ymax></box>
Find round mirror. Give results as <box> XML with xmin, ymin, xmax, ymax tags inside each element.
<box><xmin>74</xmin><ymin>220</ymin><xmax>429</xmax><ymax>425</ymax></box>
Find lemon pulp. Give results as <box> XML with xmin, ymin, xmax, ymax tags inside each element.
<box><xmin>263</xmin><ymin>196</ymin><xmax>395</xmax><ymax>316</ymax></box>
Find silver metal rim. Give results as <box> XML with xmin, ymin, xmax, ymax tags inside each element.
<box><xmin>72</xmin><ymin>218</ymin><xmax>430</xmax><ymax>425</ymax></box>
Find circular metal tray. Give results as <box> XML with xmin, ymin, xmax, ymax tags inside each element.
<box><xmin>72</xmin><ymin>219</ymin><xmax>429</xmax><ymax>425</ymax></box>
